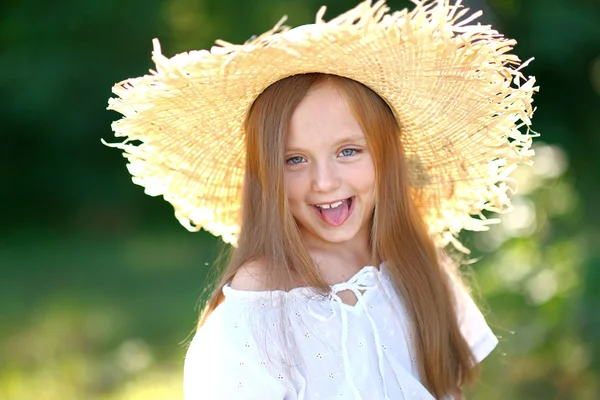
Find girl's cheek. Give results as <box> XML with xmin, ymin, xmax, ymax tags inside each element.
<box><xmin>286</xmin><ymin>171</ymin><xmax>307</xmax><ymax>186</ymax></box>
<box><xmin>284</xmin><ymin>175</ymin><xmax>305</xmax><ymax>198</ymax></box>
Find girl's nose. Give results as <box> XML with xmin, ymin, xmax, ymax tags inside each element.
<box><xmin>311</xmin><ymin>161</ymin><xmax>342</xmax><ymax>193</ymax></box>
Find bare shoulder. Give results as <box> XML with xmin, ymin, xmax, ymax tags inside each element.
<box><xmin>229</xmin><ymin>261</ymin><xmax>269</xmax><ymax>291</ymax></box>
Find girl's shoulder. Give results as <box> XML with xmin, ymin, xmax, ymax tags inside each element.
<box><xmin>229</xmin><ymin>260</ymin><xmax>309</xmax><ymax>294</ymax></box>
<box><xmin>229</xmin><ymin>260</ymin><xmax>270</xmax><ymax>291</ymax></box>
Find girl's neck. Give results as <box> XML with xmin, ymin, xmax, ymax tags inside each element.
<box><xmin>303</xmin><ymin>232</ymin><xmax>372</xmax><ymax>285</ymax></box>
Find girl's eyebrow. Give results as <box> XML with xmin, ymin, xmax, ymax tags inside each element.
<box><xmin>286</xmin><ymin>135</ymin><xmax>367</xmax><ymax>152</ymax></box>
<box><xmin>332</xmin><ymin>135</ymin><xmax>367</xmax><ymax>147</ymax></box>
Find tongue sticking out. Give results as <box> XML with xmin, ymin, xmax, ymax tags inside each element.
<box><xmin>319</xmin><ymin>199</ymin><xmax>351</xmax><ymax>226</ymax></box>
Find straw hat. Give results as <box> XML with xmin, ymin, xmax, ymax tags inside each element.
<box><xmin>106</xmin><ymin>0</ymin><xmax>538</xmax><ymax>252</ymax></box>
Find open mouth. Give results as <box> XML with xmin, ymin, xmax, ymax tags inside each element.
<box><xmin>312</xmin><ymin>196</ymin><xmax>355</xmax><ymax>226</ymax></box>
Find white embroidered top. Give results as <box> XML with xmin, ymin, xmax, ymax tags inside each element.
<box><xmin>184</xmin><ymin>264</ymin><xmax>498</xmax><ymax>399</ymax></box>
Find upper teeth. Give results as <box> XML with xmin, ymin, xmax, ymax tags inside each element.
<box><xmin>317</xmin><ymin>200</ymin><xmax>343</xmax><ymax>209</ymax></box>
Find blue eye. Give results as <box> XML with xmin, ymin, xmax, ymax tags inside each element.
<box><xmin>286</xmin><ymin>156</ymin><xmax>305</xmax><ymax>165</ymax></box>
<box><xmin>340</xmin><ymin>148</ymin><xmax>359</xmax><ymax>157</ymax></box>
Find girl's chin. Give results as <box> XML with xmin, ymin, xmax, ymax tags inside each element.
<box><xmin>303</xmin><ymin>221</ymin><xmax>365</xmax><ymax>245</ymax></box>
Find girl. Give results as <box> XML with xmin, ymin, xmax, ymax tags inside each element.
<box><xmin>106</xmin><ymin>1</ymin><xmax>537</xmax><ymax>399</ymax></box>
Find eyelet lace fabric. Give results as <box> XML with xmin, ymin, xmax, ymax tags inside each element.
<box><xmin>184</xmin><ymin>265</ymin><xmax>498</xmax><ymax>400</ymax></box>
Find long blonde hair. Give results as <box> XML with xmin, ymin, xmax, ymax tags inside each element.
<box><xmin>198</xmin><ymin>73</ymin><xmax>479</xmax><ymax>398</ymax></box>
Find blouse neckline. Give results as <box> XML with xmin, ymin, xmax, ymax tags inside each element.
<box><xmin>222</xmin><ymin>264</ymin><xmax>387</xmax><ymax>300</ymax></box>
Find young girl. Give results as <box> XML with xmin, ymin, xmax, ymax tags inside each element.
<box><xmin>106</xmin><ymin>1</ymin><xmax>537</xmax><ymax>399</ymax></box>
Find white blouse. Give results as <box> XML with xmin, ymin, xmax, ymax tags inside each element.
<box><xmin>184</xmin><ymin>264</ymin><xmax>498</xmax><ymax>399</ymax></box>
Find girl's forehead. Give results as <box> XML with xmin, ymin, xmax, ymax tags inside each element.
<box><xmin>287</xmin><ymin>86</ymin><xmax>365</xmax><ymax>148</ymax></box>
<box><xmin>295</xmin><ymin>83</ymin><xmax>344</xmax><ymax>111</ymax></box>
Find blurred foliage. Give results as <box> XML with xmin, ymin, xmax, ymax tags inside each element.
<box><xmin>1</xmin><ymin>0</ymin><xmax>599</xmax><ymax>399</ymax></box>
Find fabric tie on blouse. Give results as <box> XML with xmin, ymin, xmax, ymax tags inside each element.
<box><xmin>307</xmin><ymin>266</ymin><xmax>394</xmax><ymax>400</ymax></box>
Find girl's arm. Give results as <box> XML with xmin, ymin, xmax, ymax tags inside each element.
<box><xmin>183</xmin><ymin>307</ymin><xmax>296</xmax><ymax>400</ymax></box>
<box><xmin>451</xmin><ymin>278</ymin><xmax>499</xmax><ymax>364</ymax></box>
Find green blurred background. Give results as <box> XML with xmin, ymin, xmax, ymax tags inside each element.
<box><xmin>1</xmin><ymin>0</ymin><xmax>599</xmax><ymax>399</ymax></box>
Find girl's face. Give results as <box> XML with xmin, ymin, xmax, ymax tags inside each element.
<box><xmin>284</xmin><ymin>83</ymin><xmax>376</xmax><ymax>250</ymax></box>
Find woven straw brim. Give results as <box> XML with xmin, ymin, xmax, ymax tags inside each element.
<box><xmin>106</xmin><ymin>0</ymin><xmax>537</xmax><ymax>251</ymax></box>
